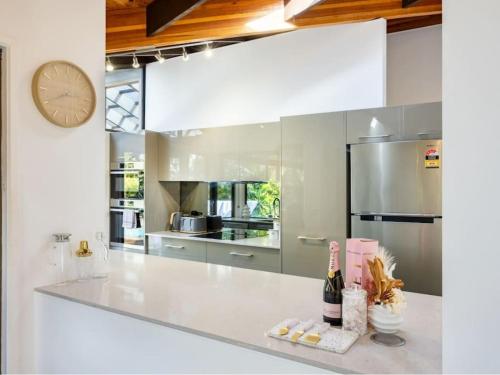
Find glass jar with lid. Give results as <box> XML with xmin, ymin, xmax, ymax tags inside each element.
<box><xmin>342</xmin><ymin>284</ymin><xmax>368</xmax><ymax>336</ymax></box>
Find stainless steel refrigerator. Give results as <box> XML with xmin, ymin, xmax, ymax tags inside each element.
<box><xmin>350</xmin><ymin>140</ymin><xmax>442</xmax><ymax>295</ymax></box>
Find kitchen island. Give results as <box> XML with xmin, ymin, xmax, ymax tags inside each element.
<box><xmin>35</xmin><ymin>251</ymin><xmax>441</xmax><ymax>373</ymax></box>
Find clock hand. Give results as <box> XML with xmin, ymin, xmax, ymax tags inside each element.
<box><xmin>46</xmin><ymin>92</ymin><xmax>71</xmax><ymax>102</ymax></box>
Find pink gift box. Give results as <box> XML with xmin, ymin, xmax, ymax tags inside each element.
<box><xmin>346</xmin><ymin>238</ymin><xmax>378</xmax><ymax>293</ymax></box>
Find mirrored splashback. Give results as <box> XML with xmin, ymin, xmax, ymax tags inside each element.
<box><xmin>164</xmin><ymin>180</ymin><xmax>280</xmax><ymax>221</ymax></box>
<box><xmin>208</xmin><ymin>181</ymin><xmax>280</xmax><ymax>220</ymax></box>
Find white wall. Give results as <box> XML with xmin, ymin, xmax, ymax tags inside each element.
<box><xmin>146</xmin><ymin>20</ymin><xmax>386</xmax><ymax>131</ymax></box>
<box><xmin>443</xmin><ymin>1</ymin><xmax>500</xmax><ymax>372</ymax></box>
<box><xmin>0</xmin><ymin>1</ymin><xmax>106</xmax><ymax>372</ymax></box>
<box><xmin>387</xmin><ymin>25</ymin><xmax>442</xmax><ymax>105</ymax></box>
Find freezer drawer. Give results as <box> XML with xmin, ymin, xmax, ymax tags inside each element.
<box><xmin>351</xmin><ymin>215</ymin><xmax>441</xmax><ymax>295</ymax></box>
<box><xmin>351</xmin><ymin>140</ymin><xmax>442</xmax><ymax>215</ymax></box>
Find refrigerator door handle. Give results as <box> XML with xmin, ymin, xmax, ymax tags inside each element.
<box><xmin>354</xmin><ymin>213</ymin><xmax>441</xmax><ymax>224</ymax></box>
<box><xmin>352</xmin><ymin>212</ymin><xmax>441</xmax><ymax>218</ymax></box>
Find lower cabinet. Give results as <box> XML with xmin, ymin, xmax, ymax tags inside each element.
<box><xmin>147</xmin><ymin>236</ymin><xmax>280</xmax><ymax>273</ymax></box>
<box><xmin>206</xmin><ymin>243</ymin><xmax>281</xmax><ymax>273</ymax></box>
<box><xmin>149</xmin><ymin>237</ymin><xmax>207</xmax><ymax>263</ymax></box>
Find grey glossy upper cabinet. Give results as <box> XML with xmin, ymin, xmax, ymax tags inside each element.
<box><xmin>281</xmin><ymin>112</ymin><xmax>347</xmax><ymax>279</ymax></box>
<box><xmin>158</xmin><ymin>129</ymin><xmax>209</xmax><ymax>181</ymax></box>
<box><xmin>346</xmin><ymin>106</ymin><xmax>402</xmax><ymax>144</ymax></box>
<box><xmin>347</xmin><ymin>102</ymin><xmax>442</xmax><ymax>144</ymax></box>
<box><xmin>158</xmin><ymin>122</ymin><xmax>280</xmax><ymax>182</ymax></box>
<box><xmin>205</xmin><ymin>126</ymin><xmax>240</xmax><ymax>181</ymax></box>
<box><xmin>238</xmin><ymin>122</ymin><xmax>281</xmax><ymax>182</ymax></box>
<box><xmin>110</xmin><ymin>132</ymin><xmax>145</xmax><ymax>163</ymax></box>
<box><xmin>402</xmin><ymin>102</ymin><xmax>442</xmax><ymax>140</ymax></box>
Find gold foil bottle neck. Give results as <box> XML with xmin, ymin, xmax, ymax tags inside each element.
<box><xmin>76</xmin><ymin>240</ymin><xmax>93</xmax><ymax>257</ymax></box>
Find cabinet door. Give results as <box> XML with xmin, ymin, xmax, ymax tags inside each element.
<box><xmin>110</xmin><ymin>132</ymin><xmax>145</xmax><ymax>163</ymax></box>
<box><xmin>206</xmin><ymin>243</ymin><xmax>280</xmax><ymax>273</ymax></box>
<box><xmin>158</xmin><ymin>130</ymin><xmax>208</xmax><ymax>181</ymax></box>
<box><xmin>148</xmin><ymin>237</ymin><xmax>207</xmax><ymax>262</ymax></box>
<box><xmin>402</xmin><ymin>102</ymin><xmax>442</xmax><ymax>140</ymax></box>
<box><xmin>346</xmin><ymin>106</ymin><xmax>402</xmax><ymax>144</ymax></box>
<box><xmin>238</xmin><ymin>122</ymin><xmax>281</xmax><ymax>182</ymax></box>
<box><xmin>205</xmin><ymin>126</ymin><xmax>240</xmax><ymax>181</ymax></box>
<box><xmin>281</xmin><ymin>112</ymin><xmax>347</xmax><ymax>279</ymax></box>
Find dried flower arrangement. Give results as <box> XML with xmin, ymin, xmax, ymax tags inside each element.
<box><xmin>367</xmin><ymin>247</ymin><xmax>407</xmax><ymax>314</ymax></box>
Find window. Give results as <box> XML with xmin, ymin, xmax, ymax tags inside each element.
<box><xmin>105</xmin><ymin>69</ymin><xmax>144</xmax><ymax>133</ymax></box>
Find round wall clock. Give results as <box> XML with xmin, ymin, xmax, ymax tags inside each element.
<box><xmin>32</xmin><ymin>61</ymin><xmax>96</xmax><ymax>128</ymax></box>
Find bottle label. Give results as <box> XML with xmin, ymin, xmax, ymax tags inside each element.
<box><xmin>323</xmin><ymin>302</ymin><xmax>341</xmax><ymax>319</ymax></box>
<box><xmin>329</xmin><ymin>241</ymin><xmax>340</xmax><ymax>273</ymax></box>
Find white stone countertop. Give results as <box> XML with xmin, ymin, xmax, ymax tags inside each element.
<box><xmin>35</xmin><ymin>251</ymin><xmax>441</xmax><ymax>373</ymax></box>
<box><xmin>146</xmin><ymin>230</ymin><xmax>281</xmax><ymax>249</ymax></box>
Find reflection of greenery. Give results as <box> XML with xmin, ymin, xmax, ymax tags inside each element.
<box><xmin>247</xmin><ymin>181</ymin><xmax>280</xmax><ymax>218</ymax></box>
<box><xmin>217</xmin><ymin>182</ymin><xmax>232</xmax><ymax>200</ymax></box>
<box><xmin>124</xmin><ymin>173</ymin><xmax>144</xmax><ymax>199</ymax></box>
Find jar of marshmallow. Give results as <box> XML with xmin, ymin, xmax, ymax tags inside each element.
<box><xmin>342</xmin><ymin>284</ymin><xmax>368</xmax><ymax>336</ymax></box>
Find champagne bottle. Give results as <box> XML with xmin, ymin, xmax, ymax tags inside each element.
<box><xmin>323</xmin><ymin>241</ymin><xmax>345</xmax><ymax>326</ymax></box>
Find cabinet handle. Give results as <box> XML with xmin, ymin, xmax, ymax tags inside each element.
<box><xmin>297</xmin><ymin>236</ymin><xmax>326</xmax><ymax>241</ymax></box>
<box><xmin>164</xmin><ymin>244</ymin><xmax>185</xmax><ymax>249</ymax></box>
<box><xmin>358</xmin><ymin>134</ymin><xmax>392</xmax><ymax>140</ymax></box>
<box><xmin>417</xmin><ymin>131</ymin><xmax>440</xmax><ymax>136</ymax></box>
<box><xmin>230</xmin><ymin>251</ymin><xmax>254</xmax><ymax>257</ymax></box>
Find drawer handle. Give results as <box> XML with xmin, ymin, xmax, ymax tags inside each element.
<box><xmin>230</xmin><ymin>251</ymin><xmax>254</xmax><ymax>257</ymax></box>
<box><xmin>164</xmin><ymin>244</ymin><xmax>185</xmax><ymax>249</ymax></box>
<box><xmin>417</xmin><ymin>131</ymin><xmax>440</xmax><ymax>136</ymax></box>
<box><xmin>297</xmin><ymin>236</ymin><xmax>326</xmax><ymax>241</ymax></box>
<box><xmin>358</xmin><ymin>134</ymin><xmax>392</xmax><ymax>140</ymax></box>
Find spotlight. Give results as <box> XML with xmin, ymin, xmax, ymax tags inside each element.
<box><xmin>132</xmin><ymin>54</ymin><xmax>140</xmax><ymax>69</ymax></box>
<box><xmin>105</xmin><ymin>57</ymin><xmax>114</xmax><ymax>72</ymax></box>
<box><xmin>204</xmin><ymin>42</ymin><xmax>213</xmax><ymax>58</ymax></box>
<box><xmin>182</xmin><ymin>47</ymin><xmax>189</xmax><ymax>61</ymax></box>
<box><xmin>155</xmin><ymin>50</ymin><xmax>165</xmax><ymax>64</ymax></box>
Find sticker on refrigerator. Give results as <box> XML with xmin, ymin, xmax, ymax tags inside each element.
<box><xmin>425</xmin><ymin>148</ymin><xmax>440</xmax><ymax>168</ymax></box>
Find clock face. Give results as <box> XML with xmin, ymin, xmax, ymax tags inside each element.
<box><xmin>32</xmin><ymin>61</ymin><xmax>96</xmax><ymax>128</ymax></box>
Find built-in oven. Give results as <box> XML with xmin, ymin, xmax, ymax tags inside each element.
<box><xmin>110</xmin><ymin>199</ymin><xmax>145</xmax><ymax>252</ymax></box>
<box><xmin>110</xmin><ymin>162</ymin><xmax>144</xmax><ymax>202</ymax></box>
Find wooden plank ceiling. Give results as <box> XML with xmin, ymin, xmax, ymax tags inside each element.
<box><xmin>106</xmin><ymin>0</ymin><xmax>442</xmax><ymax>53</ymax></box>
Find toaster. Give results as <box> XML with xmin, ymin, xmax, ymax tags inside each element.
<box><xmin>180</xmin><ymin>216</ymin><xmax>207</xmax><ymax>233</ymax></box>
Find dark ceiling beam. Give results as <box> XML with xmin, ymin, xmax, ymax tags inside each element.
<box><xmin>402</xmin><ymin>0</ymin><xmax>422</xmax><ymax>7</ymax></box>
<box><xmin>146</xmin><ymin>0</ymin><xmax>207</xmax><ymax>36</ymax></box>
